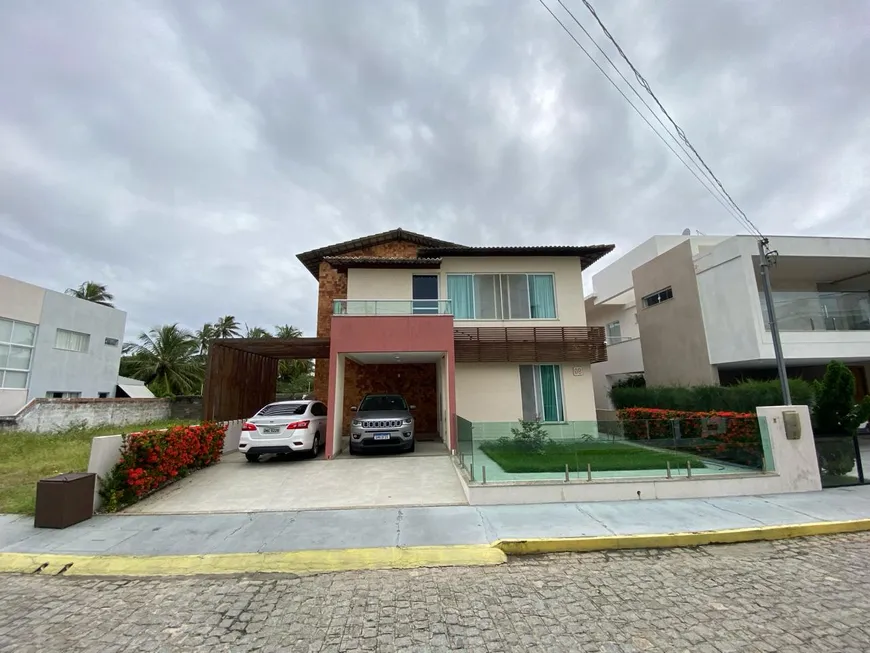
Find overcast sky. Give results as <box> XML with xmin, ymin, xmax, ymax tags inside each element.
<box><xmin>1</xmin><ymin>0</ymin><xmax>867</xmax><ymax>340</ymax></box>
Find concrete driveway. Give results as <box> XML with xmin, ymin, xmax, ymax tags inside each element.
<box><xmin>123</xmin><ymin>443</ymin><xmax>467</xmax><ymax>514</ymax></box>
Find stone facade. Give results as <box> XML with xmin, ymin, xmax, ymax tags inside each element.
<box><xmin>340</xmin><ymin>360</ymin><xmax>438</xmax><ymax>438</ymax></box>
<box><xmin>312</xmin><ymin>239</ymin><xmax>422</xmax><ymax>404</ymax></box>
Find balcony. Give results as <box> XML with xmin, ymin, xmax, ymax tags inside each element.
<box><xmin>760</xmin><ymin>291</ymin><xmax>870</xmax><ymax>332</ymax></box>
<box><xmin>333</xmin><ymin>299</ymin><xmax>454</xmax><ymax>316</ymax></box>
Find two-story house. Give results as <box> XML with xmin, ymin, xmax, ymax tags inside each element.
<box><xmin>0</xmin><ymin>274</ymin><xmax>127</xmax><ymax>415</ymax></box>
<box><xmin>291</xmin><ymin>228</ymin><xmax>614</xmax><ymax>459</ymax></box>
<box><xmin>586</xmin><ymin>234</ymin><xmax>870</xmax><ymax>415</ymax></box>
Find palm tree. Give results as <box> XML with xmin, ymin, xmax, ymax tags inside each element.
<box><xmin>274</xmin><ymin>324</ymin><xmax>303</xmax><ymax>339</ymax></box>
<box><xmin>66</xmin><ymin>281</ymin><xmax>114</xmax><ymax>307</ymax></box>
<box><xmin>244</xmin><ymin>324</ymin><xmax>272</xmax><ymax>339</ymax></box>
<box><xmin>124</xmin><ymin>324</ymin><xmax>202</xmax><ymax>396</ymax></box>
<box><xmin>274</xmin><ymin>324</ymin><xmax>308</xmax><ymax>383</ymax></box>
<box><xmin>213</xmin><ymin>315</ymin><xmax>240</xmax><ymax>339</ymax></box>
<box><xmin>194</xmin><ymin>323</ymin><xmax>215</xmax><ymax>355</ymax></box>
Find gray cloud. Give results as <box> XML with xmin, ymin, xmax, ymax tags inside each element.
<box><xmin>1</xmin><ymin>0</ymin><xmax>867</xmax><ymax>338</ymax></box>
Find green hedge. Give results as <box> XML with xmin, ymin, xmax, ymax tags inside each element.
<box><xmin>610</xmin><ymin>379</ymin><xmax>814</xmax><ymax>414</ymax></box>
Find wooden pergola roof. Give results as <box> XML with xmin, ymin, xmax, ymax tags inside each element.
<box><xmin>211</xmin><ymin>337</ymin><xmax>331</xmax><ymax>359</ymax></box>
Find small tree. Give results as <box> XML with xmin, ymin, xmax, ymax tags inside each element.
<box><xmin>813</xmin><ymin>360</ymin><xmax>860</xmax><ymax>478</ymax></box>
<box><xmin>813</xmin><ymin>360</ymin><xmax>860</xmax><ymax>435</ymax></box>
<box><xmin>509</xmin><ymin>418</ymin><xmax>550</xmax><ymax>455</ymax></box>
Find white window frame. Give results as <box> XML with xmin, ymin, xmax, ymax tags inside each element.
<box><xmin>46</xmin><ymin>391</ymin><xmax>82</xmax><ymax>399</ymax></box>
<box><xmin>446</xmin><ymin>273</ymin><xmax>558</xmax><ymax>320</ymax></box>
<box><xmin>642</xmin><ymin>287</ymin><xmax>674</xmax><ymax>308</ymax></box>
<box><xmin>55</xmin><ymin>328</ymin><xmax>91</xmax><ymax>353</ymax></box>
<box><xmin>605</xmin><ymin>320</ymin><xmax>622</xmax><ymax>344</ymax></box>
<box><xmin>0</xmin><ymin>317</ymin><xmax>37</xmax><ymax>390</ymax></box>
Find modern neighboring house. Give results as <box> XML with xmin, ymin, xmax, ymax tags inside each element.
<box><xmin>0</xmin><ymin>274</ymin><xmax>127</xmax><ymax>415</ymax></box>
<box><xmin>586</xmin><ymin>234</ymin><xmax>870</xmax><ymax>415</ymax></box>
<box><xmin>287</xmin><ymin>228</ymin><xmax>613</xmax><ymax>458</ymax></box>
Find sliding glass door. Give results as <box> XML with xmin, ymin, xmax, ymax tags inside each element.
<box><xmin>519</xmin><ymin>364</ymin><xmax>564</xmax><ymax>422</ymax></box>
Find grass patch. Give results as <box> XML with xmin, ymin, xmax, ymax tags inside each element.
<box><xmin>479</xmin><ymin>440</ymin><xmax>707</xmax><ymax>474</ymax></box>
<box><xmin>0</xmin><ymin>420</ymin><xmax>191</xmax><ymax>514</ymax></box>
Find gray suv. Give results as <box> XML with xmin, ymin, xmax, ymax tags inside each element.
<box><xmin>349</xmin><ymin>394</ymin><xmax>415</xmax><ymax>454</ymax></box>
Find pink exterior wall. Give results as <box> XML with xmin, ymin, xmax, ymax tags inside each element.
<box><xmin>325</xmin><ymin>316</ymin><xmax>457</xmax><ymax>458</ymax></box>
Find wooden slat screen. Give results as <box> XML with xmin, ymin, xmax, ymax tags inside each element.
<box><xmin>203</xmin><ymin>343</ymin><xmax>279</xmax><ymax>422</ymax></box>
<box><xmin>453</xmin><ymin>326</ymin><xmax>607</xmax><ymax>364</ymax></box>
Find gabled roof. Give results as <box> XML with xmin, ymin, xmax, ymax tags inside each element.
<box><xmin>418</xmin><ymin>244</ymin><xmax>616</xmax><ymax>269</ymax></box>
<box><xmin>296</xmin><ymin>228</ymin><xmax>462</xmax><ymax>278</ymax></box>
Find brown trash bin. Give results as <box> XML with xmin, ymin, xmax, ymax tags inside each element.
<box><xmin>34</xmin><ymin>472</ymin><xmax>96</xmax><ymax>529</ymax></box>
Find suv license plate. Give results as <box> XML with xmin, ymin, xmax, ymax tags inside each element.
<box><xmin>262</xmin><ymin>427</ymin><xmax>280</xmax><ymax>434</ymax></box>
<box><xmin>373</xmin><ymin>433</ymin><xmax>391</xmax><ymax>441</ymax></box>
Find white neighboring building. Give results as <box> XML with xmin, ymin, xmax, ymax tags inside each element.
<box><xmin>0</xmin><ymin>274</ymin><xmax>127</xmax><ymax>415</ymax></box>
<box><xmin>586</xmin><ymin>234</ymin><xmax>870</xmax><ymax>414</ymax></box>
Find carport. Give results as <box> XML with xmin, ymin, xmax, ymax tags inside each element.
<box><xmin>202</xmin><ymin>338</ymin><xmax>330</xmax><ymax>422</ymax></box>
<box><xmin>331</xmin><ymin>351</ymin><xmax>452</xmax><ymax>457</ymax></box>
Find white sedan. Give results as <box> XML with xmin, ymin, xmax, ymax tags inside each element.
<box><xmin>238</xmin><ymin>399</ymin><xmax>328</xmax><ymax>463</ymax></box>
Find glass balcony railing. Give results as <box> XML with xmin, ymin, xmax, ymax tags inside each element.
<box><xmin>333</xmin><ymin>299</ymin><xmax>454</xmax><ymax>316</ymax></box>
<box><xmin>453</xmin><ymin>416</ymin><xmax>773</xmax><ymax>483</ymax></box>
<box><xmin>759</xmin><ymin>290</ymin><xmax>870</xmax><ymax>332</ymax></box>
<box><xmin>605</xmin><ymin>335</ymin><xmax>637</xmax><ymax>345</ymax></box>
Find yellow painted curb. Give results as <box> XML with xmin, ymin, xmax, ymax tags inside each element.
<box><xmin>494</xmin><ymin>518</ymin><xmax>870</xmax><ymax>556</ymax></box>
<box><xmin>0</xmin><ymin>545</ymin><xmax>507</xmax><ymax>577</ymax></box>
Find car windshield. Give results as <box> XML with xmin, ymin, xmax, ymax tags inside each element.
<box><xmin>358</xmin><ymin>395</ymin><xmax>407</xmax><ymax>412</ymax></box>
<box><xmin>257</xmin><ymin>403</ymin><xmax>306</xmax><ymax>417</ymax></box>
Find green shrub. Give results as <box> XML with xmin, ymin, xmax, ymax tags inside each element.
<box><xmin>611</xmin><ymin>375</ymin><xmax>645</xmax><ymax>389</ymax></box>
<box><xmin>610</xmin><ymin>378</ymin><xmax>814</xmax><ymax>414</ymax></box>
<box><xmin>811</xmin><ymin>360</ymin><xmax>863</xmax><ymax>479</ymax></box>
<box><xmin>502</xmin><ymin>419</ymin><xmax>551</xmax><ymax>455</ymax></box>
<box><xmin>815</xmin><ymin>439</ymin><xmax>856</xmax><ymax>477</ymax></box>
<box><xmin>617</xmin><ymin>407</ymin><xmax>763</xmax><ymax>468</ymax></box>
<box><xmin>812</xmin><ymin>360</ymin><xmax>859</xmax><ymax>435</ymax></box>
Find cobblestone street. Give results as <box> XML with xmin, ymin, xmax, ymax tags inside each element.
<box><xmin>3</xmin><ymin>533</ymin><xmax>870</xmax><ymax>652</ymax></box>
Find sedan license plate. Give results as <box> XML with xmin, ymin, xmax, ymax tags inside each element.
<box><xmin>373</xmin><ymin>433</ymin><xmax>391</xmax><ymax>441</ymax></box>
<box><xmin>262</xmin><ymin>427</ymin><xmax>280</xmax><ymax>435</ymax></box>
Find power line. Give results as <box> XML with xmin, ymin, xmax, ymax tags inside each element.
<box><xmin>540</xmin><ymin>0</ymin><xmax>790</xmax><ymax>404</ymax></box>
<box><xmin>574</xmin><ymin>0</ymin><xmax>764</xmax><ymax>239</ymax></box>
<box><xmin>551</xmin><ymin>0</ymin><xmax>750</xmax><ymax>232</ymax></box>
<box><xmin>534</xmin><ymin>0</ymin><xmax>752</xmax><ymax>230</ymax></box>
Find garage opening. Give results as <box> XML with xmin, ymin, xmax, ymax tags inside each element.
<box><xmin>332</xmin><ymin>351</ymin><xmax>451</xmax><ymax>458</ymax></box>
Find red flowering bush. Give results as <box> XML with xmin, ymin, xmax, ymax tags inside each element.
<box><xmin>617</xmin><ymin>407</ymin><xmax>764</xmax><ymax>469</ymax></box>
<box><xmin>99</xmin><ymin>422</ymin><xmax>226</xmax><ymax>512</ymax></box>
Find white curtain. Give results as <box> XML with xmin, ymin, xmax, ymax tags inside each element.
<box><xmin>55</xmin><ymin>329</ymin><xmax>90</xmax><ymax>352</ymax></box>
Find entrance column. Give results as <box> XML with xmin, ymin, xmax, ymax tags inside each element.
<box><xmin>446</xmin><ymin>349</ymin><xmax>457</xmax><ymax>451</ymax></box>
<box><xmin>325</xmin><ymin>352</ymin><xmax>345</xmax><ymax>459</ymax></box>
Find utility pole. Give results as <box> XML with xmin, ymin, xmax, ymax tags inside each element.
<box><xmin>757</xmin><ymin>238</ymin><xmax>792</xmax><ymax>405</ymax></box>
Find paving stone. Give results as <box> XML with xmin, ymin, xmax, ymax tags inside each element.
<box><xmin>2</xmin><ymin>533</ymin><xmax>870</xmax><ymax>651</ymax></box>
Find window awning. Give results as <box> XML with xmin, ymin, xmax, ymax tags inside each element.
<box><xmin>117</xmin><ymin>384</ymin><xmax>156</xmax><ymax>399</ymax></box>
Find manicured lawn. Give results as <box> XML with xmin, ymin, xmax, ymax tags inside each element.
<box><xmin>479</xmin><ymin>440</ymin><xmax>707</xmax><ymax>473</ymax></box>
<box><xmin>0</xmin><ymin>420</ymin><xmax>190</xmax><ymax>514</ymax></box>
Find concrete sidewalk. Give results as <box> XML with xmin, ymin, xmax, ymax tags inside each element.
<box><xmin>4</xmin><ymin>486</ymin><xmax>870</xmax><ymax>557</ymax></box>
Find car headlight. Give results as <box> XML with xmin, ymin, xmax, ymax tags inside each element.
<box><xmin>352</xmin><ymin>419</ymin><xmax>363</xmax><ymax>427</ymax></box>
<box><xmin>402</xmin><ymin>417</ymin><xmax>413</xmax><ymax>425</ymax></box>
